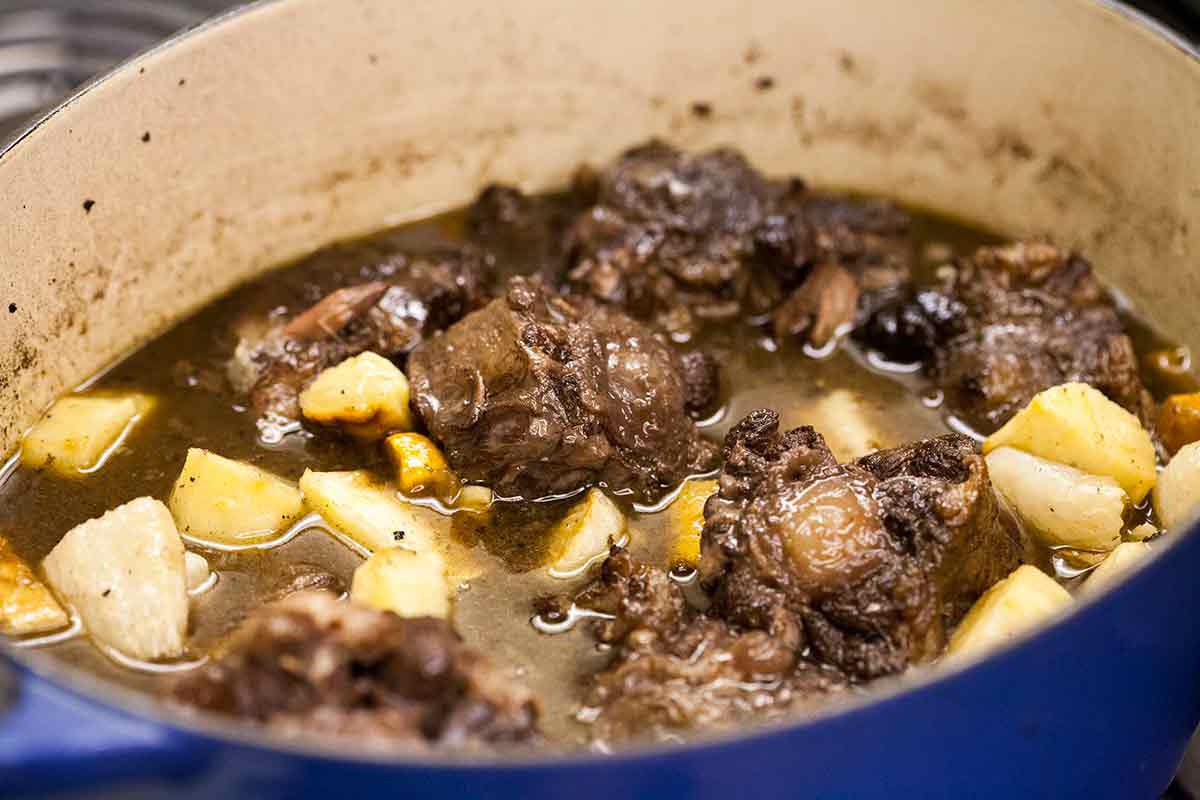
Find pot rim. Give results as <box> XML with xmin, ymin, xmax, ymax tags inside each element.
<box><xmin>1</xmin><ymin>0</ymin><xmax>1197</xmax><ymax>769</ymax></box>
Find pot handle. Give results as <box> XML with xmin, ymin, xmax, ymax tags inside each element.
<box><xmin>0</xmin><ymin>657</ymin><xmax>208</xmax><ymax>795</ymax></box>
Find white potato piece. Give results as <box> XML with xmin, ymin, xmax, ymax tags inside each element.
<box><xmin>1083</xmin><ymin>542</ymin><xmax>1152</xmax><ymax>595</ymax></box>
<box><xmin>985</xmin><ymin>447</ymin><xmax>1127</xmax><ymax>551</ymax></box>
<box><xmin>1154</xmin><ymin>441</ymin><xmax>1200</xmax><ymax>531</ymax></box>
<box><xmin>168</xmin><ymin>449</ymin><xmax>305</xmax><ymax>546</ymax></box>
<box><xmin>948</xmin><ymin>565</ymin><xmax>1071</xmax><ymax>660</ymax></box>
<box><xmin>0</xmin><ymin>536</ymin><xmax>68</xmax><ymax>635</ymax></box>
<box><xmin>983</xmin><ymin>382</ymin><xmax>1156</xmax><ymax>503</ymax></box>
<box><xmin>299</xmin><ymin>469</ymin><xmax>445</xmax><ymax>554</ymax></box>
<box><xmin>21</xmin><ymin>393</ymin><xmax>155</xmax><ymax>477</ymax></box>
<box><xmin>43</xmin><ymin>497</ymin><xmax>187</xmax><ymax>659</ymax></box>
<box><xmin>184</xmin><ymin>552</ymin><xmax>212</xmax><ymax>593</ymax></box>
<box><xmin>803</xmin><ymin>389</ymin><xmax>883</xmax><ymax>462</ymax></box>
<box><xmin>666</xmin><ymin>479</ymin><xmax>718</xmax><ymax>568</ymax></box>
<box><xmin>547</xmin><ymin>489</ymin><xmax>626</xmax><ymax>577</ymax></box>
<box><xmin>299</xmin><ymin>352</ymin><xmax>413</xmax><ymax>439</ymax></box>
<box><xmin>351</xmin><ymin>548</ymin><xmax>450</xmax><ymax>618</ymax></box>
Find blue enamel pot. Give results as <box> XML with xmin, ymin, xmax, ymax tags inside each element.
<box><xmin>2</xmin><ymin>0</ymin><xmax>1200</xmax><ymax>797</ymax></box>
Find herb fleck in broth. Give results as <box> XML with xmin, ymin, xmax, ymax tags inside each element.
<box><xmin>0</xmin><ymin>189</ymin><xmax>1179</xmax><ymax>748</ymax></box>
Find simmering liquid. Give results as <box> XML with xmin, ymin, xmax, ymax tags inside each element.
<box><xmin>0</xmin><ymin>200</ymin><xmax>1176</xmax><ymax>746</ymax></box>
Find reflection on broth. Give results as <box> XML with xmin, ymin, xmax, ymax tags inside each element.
<box><xmin>0</xmin><ymin>142</ymin><xmax>1194</xmax><ymax>752</ymax></box>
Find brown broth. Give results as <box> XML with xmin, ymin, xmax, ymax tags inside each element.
<box><xmin>0</xmin><ymin>200</ymin><xmax>1180</xmax><ymax>746</ymax></box>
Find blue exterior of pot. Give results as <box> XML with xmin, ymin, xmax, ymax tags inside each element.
<box><xmin>3</xmin><ymin>510</ymin><xmax>1198</xmax><ymax>799</ymax></box>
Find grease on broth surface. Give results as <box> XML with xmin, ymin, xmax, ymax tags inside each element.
<box><xmin>0</xmin><ymin>201</ymin><xmax>1177</xmax><ymax>745</ymax></box>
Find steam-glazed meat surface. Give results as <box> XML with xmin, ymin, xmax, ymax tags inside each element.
<box><xmin>564</xmin><ymin>140</ymin><xmax>912</xmax><ymax>343</ymax></box>
<box><xmin>466</xmin><ymin>184</ymin><xmax>589</xmax><ymax>283</ymax></box>
<box><xmin>173</xmin><ymin>592</ymin><xmax>538</xmax><ymax>750</ymax></box>
<box><xmin>703</xmin><ymin>410</ymin><xmax>1021</xmax><ymax>678</ymax></box>
<box><xmin>571</xmin><ymin>548</ymin><xmax>844</xmax><ymax>742</ymax></box>
<box><xmin>230</xmin><ymin>246</ymin><xmax>493</xmax><ymax>420</ymax></box>
<box><xmin>407</xmin><ymin>277</ymin><xmax>719</xmax><ymax>501</ymax></box>
<box><xmin>5</xmin><ymin>140</ymin><xmax>1187</xmax><ymax>758</ymax></box>
<box><xmin>858</xmin><ymin>241</ymin><xmax>1154</xmax><ymax>433</ymax></box>
<box><xmin>568</xmin><ymin>409</ymin><xmax>1020</xmax><ymax>740</ymax></box>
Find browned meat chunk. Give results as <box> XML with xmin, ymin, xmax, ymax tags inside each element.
<box><xmin>567</xmin><ymin>409</ymin><xmax>1020</xmax><ymax>742</ymax></box>
<box><xmin>230</xmin><ymin>246</ymin><xmax>493</xmax><ymax>420</ymax></box>
<box><xmin>407</xmin><ymin>277</ymin><xmax>719</xmax><ymax>502</ymax></box>
<box><xmin>858</xmin><ymin>241</ymin><xmax>1154</xmax><ymax>433</ymax></box>
<box><xmin>572</xmin><ymin>548</ymin><xmax>843</xmax><ymax>743</ymax></box>
<box><xmin>675</xmin><ymin>349</ymin><xmax>722</xmax><ymax>419</ymax></box>
<box><xmin>173</xmin><ymin>592</ymin><xmax>538</xmax><ymax>750</ymax></box>
<box><xmin>466</xmin><ymin>184</ymin><xmax>590</xmax><ymax>283</ymax></box>
<box><xmin>763</xmin><ymin>190</ymin><xmax>913</xmax><ymax>345</ymax></box>
<box><xmin>563</xmin><ymin>140</ymin><xmax>912</xmax><ymax>343</ymax></box>
<box><xmin>702</xmin><ymin>409</ymin><xmax>1020</xmax><ymax>678</ymax></box>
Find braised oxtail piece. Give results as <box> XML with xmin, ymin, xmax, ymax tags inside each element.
<box><xmin>857</xmin><ymin>241</ymin><xmax>1154</xmax><ymax>433</ymax></box>
<box><xmin>173</xmin><ymin>592</ymin><xmax>539</xmax><ymax>750</ymax></box>
<box><xmin>406</xmin><ymin>276</ymin><xmax>719</xmax><ymax>502</ymax></box>
<box><xmin>569</xmin><ymin>408</ymin><xmax>1021</xmax><ymax>742</ymax></box>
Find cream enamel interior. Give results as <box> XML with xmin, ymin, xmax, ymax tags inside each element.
<box><xmin>1</xmin><ymin>0</ymin><xmax>1199</xmax><ymax>456</ymax></box>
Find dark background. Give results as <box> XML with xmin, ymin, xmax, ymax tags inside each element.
<box><xmin>1</xmin><ymin>0</ymin><xmax>1198</xmax><ymax>796</ymax></box>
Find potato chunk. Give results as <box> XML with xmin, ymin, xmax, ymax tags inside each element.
<box><xmin>1128</xmin><ymin>522</ymin><xmax>1158</xmax><ymax>541</ymax></box>
<box><xmin>666</xmin><ymin>479</ymin><xmax>718</xmax><ymax>568</ymax></box>
<box><xmin>948</xmin><ymin>565</ymin><xmax>1071</xmax><ymax>660</ymax></box>
<box><xmin>1154</xmin><ymin>441</ymin><xmax>1200</xmax><ymax>531</ymax></box>
<box><xmin>299</xmin><ymin>469</ymin><xmax>446</xmax><ymax>554</ymax></box>
<box><xmin>299</xmin><ymin>352</ymin><xmax>413</xmax><ymax>439</ymax></box>
<box><xmin>1083</xmin><ymin>542</ymin><xmax>1152</xmax><ymax>595</ymax></box>
<box><xmin>455</xmin><ymin>485</ymin><xmax>494</xmax><ymax>515</ymax></box>
<box><xmin>1160</xmin><ymin>393</ymin><xmax>1200</xmax><ymax>456</ymax></box>
<box><xmin>985</xmin><ymin>447</ymin><xmax>1126</xmax><ymax>551</ymax></box>
<box><xmin>351</xmin><ymin>548</ymin><xmax>450</xmax><ymax>618</ymax></box>
<box><xmin>168</xmin><ymin>449</ymin><xmax>305</xmax><ymax>546</ymax></box>
<box><xmin>383</xmin><ymin>432</ymin><xmax>460</xmax><ymax>501</ymax></box>
<box><xmin>983</xmin><ymin>382</ymin><xmax>1156</xmax><ymax>503</ymax></box>
<box><xmin>20</xmin><ymin>393</ymin><xmax>155</xmax><ymax>477</ymax></box>
<box><xmin>547</xmin><ymin>489</ymin><xmax>626</xmax><ymax>577</ymax></box>
<box><xmin>0</xmin><ymin>536</ymin><xmax>68</xmax><ymax>635</ymax></box>
<box><xmin>42</xmin><ymin>498</ymin><xmax>187</xmax><ymax>659</ymax></box>
<box><xmin>799</xmin><ymin>389</ymin><xmax>883</xmax><ymax>462</ymax></box>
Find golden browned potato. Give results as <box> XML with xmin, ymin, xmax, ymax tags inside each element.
<box><xmin>383</xmin><ymin>432</ymin><xmax>460</xmax><ymax>501</ymax></box>
<box><xmin>43</xmin><ymin>497</ymin><xmax>188</xmax><ymax>660</ymax></box>
<box><xmin>1127</xmin><ymin>522</ymin><xmax>1158</xmax><ymax>541</ymax></box>
<box><xmin>168</xmin><ymin>449</ymin><xmax>306</xmax><ymax>546</ymax></box>
<box><xmin>299</xmin><ymin>469</ymin><xmax>448</xmax><ymax>554</ymax></box>
<box><xmin>666</xmin><ymin>479</ymin><xmax>718</xmax><ymax>568</ymax></box>
<box><xmin>546</xmin><ymin>489</ymin><xmax>626</xmax><ymax>577</ymax></box>
<box><xmin>0</xmin><ymin>536</ymin><xmax>68</xmax><ymax>636</ymax></box>
<box><xmin>983</xmin><ymin>382</ymin><xmax>1156</xmax><ymax>503</ymax></box>
<box><xmin>1159</xmin><ymin>393</ymin><xmax>1200</xmax><ymax>455</ymax></box>
<box><xmin>298</xmin><ymin>352</ymin><xmax>413</xmax><ymax>439</ymax></box>
<box><xmin>20</xmin><ymin>393</ymin><xmax>155</xmax><ymax>477</ymax></box>
<box><xmin>948</xmin><ymin>565</ymin><xmax>1071</xmax><ymax>660</ymax></box>
<box><xmin>455</xmin><ymin>485</ymin><xmax>494</xmax><ymax>515</ymax></box>
<box><xmin>1154</xmin><ymin>441</ymin><xmax>1200</xmax><ymax>531</ymax></box>
<box><xmin>350</xmin><ymin>548</ymin><xmax>450</xmax><ymax>618</ymax></box>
